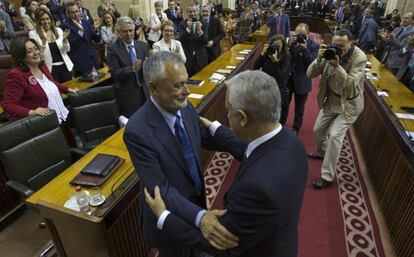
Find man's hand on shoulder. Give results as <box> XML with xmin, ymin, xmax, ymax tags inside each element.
<box><xmin>200</xmin><ymin>210</ymin><xmax>239</xmax><ymax>250</ymax></box>
<box><xmin>199</xmin><ymin>116</ymin><xmax>212</xmax><ymax>128</ymax></box>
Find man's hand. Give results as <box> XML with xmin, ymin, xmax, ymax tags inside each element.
<box><xmin>328</xmin><ymin>55</ymin><xmax>339</xmax><ymax>67</ymax></box>
<box><xmin>200</xmin><ymin>210</ymin><xmax>239</xmax><ymax>250</ymax></box>
<box><xmin>196</xmin><ymin>21</ymin><xmax>203</xmax><ymax>31</ymax></box>
<box><xmin>206</xmin><ymin>40</ymin><xmax>214</xmax><ymax>48</ymax></box>
<box><xmin>133</xmin><ymin>59</ymin><xmax>143</xmax><ymax>71</ymax></box>
<box><xmin>199</xmin><ymin>116</ymin><xmax>212</xmax><ymax>128</ymax></box>
<box><xmin>187</xmin><ymin>19</ymin><xmax>193</xmax><ymax>29</ymax></box>
<box><xmin>317</xmin><ymin>44</ymin><xmax>327</xmax><ymax>61</ymax></box>
<box><xmin>144</xmin><ymin>186</ymin><xmax>166</xmax><ymax>218</ymax></box>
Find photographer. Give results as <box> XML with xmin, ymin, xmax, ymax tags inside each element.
<box><xmin>283</xmin><ymin>23</ymin><xmax>319</xmax><ymax>135</ymax></box>
<box><xmin>307</xmin><ymin>29</ymin><xmax>367</xmax><ymax>190</ymax></box>
<box><xmin>254</xmin><ymin>34</ymin><xmax>291</xmax><ymax>125</ymax></box>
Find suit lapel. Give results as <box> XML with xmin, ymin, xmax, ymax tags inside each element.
<box><xmin>147</xmin><ymin>102</ymin><xmax>191</xmax><ymax>176</ymax></box>
<box><xmin>117</xmin><ymin>40</ymin><xmax>132</xmax><ymax>65</ymax></box>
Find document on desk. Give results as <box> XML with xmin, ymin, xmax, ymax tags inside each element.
<box><xmin>216</xmin><ymin>69</ymin><xmax>232</xmax><ymax>74</ymax></box>
<box><xmin>236</xmin><ymin>57</ymin><xmax>245</xmax><ymax>60</ymax></box>
<box><xmin>188</xmin><ymin>93</ymin><xmax>204</xmax><ymax>99</ymax></box>
<box><xmin>226</xmin><ymin>65</ymin><xmax>236</xmax><ymax>69</ymax></box>
<box><xmin>377</xmin><ymin>91</ymin><xmax>389</xmax><ymax>97</ymax></box>
<box><xmin>396</xmin><ymin>113</ymin><xmax>414</xmax><ymax>120</ymax></box>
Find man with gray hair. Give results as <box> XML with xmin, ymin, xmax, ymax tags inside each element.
<box><xmin>107</xmin><ymin>16</ymin><xmax>149</xmax><ymax>118</ymax></box>
<box><xmin>143</xmin><ymin>69</ymin><xmax>308</xmax><ymax>257</ymax></box>
<box><xmin>124</xmin><ymin>51</ymin><xmax>244</xmax><ymax>257</ymax></box>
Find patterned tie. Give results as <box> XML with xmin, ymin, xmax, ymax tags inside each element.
<box><xmin>174</xmin><ymin>115</ymin><xmax>202</xmax><ymax>195</ymax></box>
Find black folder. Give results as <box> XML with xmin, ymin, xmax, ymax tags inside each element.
<box><xmin>81</xmin><ymin>153</ymin><xmax>121</xmax><ymax>177</ymax></box>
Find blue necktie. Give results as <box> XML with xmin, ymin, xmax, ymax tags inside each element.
<box><xmin>128</xmin><ymin>44</ymin><xmax>141</xmax><ymax>87</ymax></box>
<box><xmin>174</xmin><ymin>115</ymin><xmax>202</xmax><ymax>195</ymax></box>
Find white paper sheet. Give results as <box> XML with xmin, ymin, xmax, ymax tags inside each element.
<box><xmin>396</xmin><ymin>112</ymin><xmax>414</xmax><ymax>120</ymax></box>
<box><xmin>188</xmin><ymin>93</ymin><xmax>204</xmax><ymax>99</ymax></box>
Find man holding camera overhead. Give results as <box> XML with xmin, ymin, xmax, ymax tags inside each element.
<box><xmin>307</xmin><ymin>29</ymin><xmax>367</xmax><ymax>189</ymax></box>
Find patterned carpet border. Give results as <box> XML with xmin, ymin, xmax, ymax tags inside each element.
<box><xmin>337</xmin><ymin>135</ymin><xmax>384</xmax><ymax>257</ymax></box>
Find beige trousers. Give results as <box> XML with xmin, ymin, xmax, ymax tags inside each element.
<box><xmin>313</xmin><ymin>108</ymin><xmax>358</xmax><ymax>181</ymax></box>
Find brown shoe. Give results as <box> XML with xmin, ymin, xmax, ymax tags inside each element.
<box><xmin>307</xmin><ymin>152</ymin><xmax>324</xmax><ymax>160</ymax></box>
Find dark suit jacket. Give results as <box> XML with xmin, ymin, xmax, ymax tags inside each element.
<box><xmin>106</xmin><ymin>39</ymin><xmax>149</xmax><ymax>118</ymax></box>
<box><xmin>0</xmin><ymin>9</ymin><xmax>15</xmax><ymax>52</ymax></box>
<box><xmin>46</xmin><ymin>0</ymin><xmax>66</xmax><ymax>23</ymax></box>
<box><xmin>123</xmin><ymin>101</ymin><xmax>245</xmax><ymax>256</ymax></box>
<box><xmin>267</xmin><ymin>13</ymin><xmax>291</xmax><ymax>39</ymax></box>
<box><xmin>165</xmin><ymin>8</ymin><xmax>183</xmax><ymax>32</ymax></box>
<box><xmin>358</xmin><ymin>17</ymin><xmax>378</xmax><ymax>44</ymax></box>
<box><xmin>205</xmin><ymin>16</ymin><xmax>225</xmax><ymax>62</ymax></box>
<box><xmin>289</xmin><ymin>39</ymin><xmax>319</xmax><ymax>95</ymax></box>
<box><xmin>160</xmin><ymin>127</ymin><xmax>308</xmax><ymax>257</ymax></box>
<box><xmin>61</xmin><ymin>19</ymin><xmax>100</xmax><ymax>76</ymax></box>
<box><xmin>179</xmin><ymin>19</ymin><xmax>209</xmax><ymax>69</ymax></box>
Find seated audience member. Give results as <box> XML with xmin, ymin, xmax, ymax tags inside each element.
<box><xmin>396</xmin><ymin>33</ymin><xmax>414</xmax><ymax>82</ymax></box>
<box><xmin>254</xmin><ymin>34</ymin><xmax>292</xmax><ymax>128</ymax></box>
<box><xmin>2</xmin><ymin>37</ymin><xmax>76</xmax><ymax>122</ymax></box>
<box><xmin>153</xmin><ymin>20</ymin><xmax>186</xmax><ymax>62</ymax></box>
<box><xmin>286</xmin><ymin>23</ymin><xmax>319</xmax><ymax>135</ymax></box>
<box><xmin>21</xmin><ymin>0</ymin><xmax>39</xmax><ymax>31</ymax></box>
<box><xmin>100</xmin><ymin>11</ymin><xmax>117</xmax><ymax>56</ymax></box>
<box><xmin>106</xmin><ymin>16</ymin><xmax>149</xmax><ymax>118</ymax></box>
<box><xmin>29</xmin><ymin>8</ymin><xmax>73</xmax><ymax>83</ymax></box>
<box><xmin>267</xmin><ymin>3</ymin><xmax>291</xmax><ymax>40</ymax></box>
<box><xmin>45</xmin><ymin>0</ymin><xmax>66</xmax><ymax>26</ymax></box>
<box><xmin>220</xmin><ymin>8</ymin><xmax>236</xmax><ymax>52</ymax></box>
<box><xmin>62</xmin><ymin>2</ymin><xmax>100</xmax><ymax>77</ymax></box>
<box><xmin>358</xmin><ymin>7</ymin><xmax>378</xmax><ymax>53</ymax></box>
<box><xmin>165</xmin><ymin>0</ymin><xmax>183</xmax><ymax>34</ymax></box>
<box><xmin>128</xmin><ymin>5</ymin><xmax>147</xmax><ymax>42</ymax></box>
<box><xmin>148</xmin><ymin>1</ymin><xmax>168</xmax><ymax>48</ymax></box>
<box><xmin>73</xmin><ymin>0</ymin><xmax>94</xmax><ymax>27</ymax></box>
<box><xmin>0</xmin><ymin>0</ymin><xmax>18</xmax><ymax>30</ymax></box>
<box><xmin>143</xmin><ymin>68</ymin><xmax>308</xmax><ymax>257</ymax></box>
<box><xmin>97</xmin><ymin>0</ymin><xmax>120</xmax><ymax>19</ymax></box>
<box><xmin>201</xmin><ymin>4</ymin><xmax>224</xmax><ymax>63</ymax></box>
<box><xmin>0</xmin><ymin>7</ymin><xmax>15</xmax><ymax>55</ymax></box>
<box><xmin>179</xmin><ymin>5</ymin><xmax>208</xmax><ymax>77</ymax></box>
<box><xmin>382</xmin><ymin>12</ymin><xmax>414</xmax><ymax>74</ymax></box>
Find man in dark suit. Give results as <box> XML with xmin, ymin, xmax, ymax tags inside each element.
<box><xmin>144</xmin><ymin>70</ymin><xmax>308</xmax><ymax>257</ymax></box>
<box><xmin>107</xmin><ymin>16</ymin><xmax>149</xmax><ymax>118</ymax></box>
<box><xmin>284</xmin><ymin>23</ymin><xmax>319</xmax><ymax>135</ymax></box>
<box><xmin>0</xmin><ymin>7</ymin><xmax>15</xmax><ymax>55</ymax></box>
<box><xmin>73</xmin><ymin>0</ymin><xmax>93</xmax><ymax>26</ymax></box>
<box><xmin>358</xmin><ymin>7</ymin><xmax>378</xmax><ymax>53</ymax></box>
<box><xmin>179</xmin><ymin>5</ymin><xmax>209</xmax><ymax>77</ymax></box>
<box><xmin>124</xmin><ymin>51</ymin><xmax>242</xmax><ymax>257</ymax></box>
<box><xmin>267</xmin><ymin>3</ymin><xmax>291</xmax><ymax>40</ymax></box>
<box><xmin>61</xmin><ymin>2</ymin><xmax>100</xmax><ymax>77</ymax></box>
<box><xmin>46</xmin><ymin>0</ymin><xmax>66</xmax><ymax>26</ymax></box>
<box><xmin>165</xmin><ymin>0</ymin><xmax>183</xmax><ymax>34</ymax></box>
<box><xmin>201</xmin><ymin>5</ymin><xmax>224</xmax><ymax>63</ymax></box>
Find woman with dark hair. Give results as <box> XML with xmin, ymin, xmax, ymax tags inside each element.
<box><xmin>21</xmin><ymin>0</ymin><xmax>39</xmax><ymax>31</ymax></box>
<box><xmin>29</xmin><ymin>8</ymin><xmax>73</xmax><ymax>83</ymax></box>
<box><xmin>254</xmin><ymin>34</ymin><xmax>292</xmax><ymax>126</ymax></box>
<box><xmin>1</xmin><ymin>37</ymin><xmax>76</xmax><ymax>122</ymax></box>
<box><xmin>100</xmin><ymin>11</ymin><xmax>117</xmax><ymax>56</ymax></box>
<box><xmin>97</xmin><ymin>0</ymin><xmax>120</xmax><ymax>19</ymax></box>
<box><xmin>220</xmin><ymin>8</ymin><xmax>236</xmax><ymax>52</ymax></box>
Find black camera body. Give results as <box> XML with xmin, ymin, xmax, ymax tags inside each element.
<box><xmin>323</xmin><ymin>44</ymin><xmax>342</xmax><ymax>60</ymax></box>
<box><xmin>296</xmin><ymin>33</ymin><xmax>307</xmax><ymax>44</ymax></box>
<box><xmin>191</xmin><ymin>18</ymin><xmax>198</xmax><ymax>22</ymax></box>
<box><xmin>267</xmin><ymin>44</ymin><xmax>280</xmax><ymax>56</ymax></box>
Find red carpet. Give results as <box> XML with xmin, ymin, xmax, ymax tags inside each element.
<box><xmin>204</xmin><ymin>78</ymin><xmax>387</xmax><ymax>257</ymax></box>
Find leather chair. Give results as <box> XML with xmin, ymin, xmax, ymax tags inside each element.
<box><xmin>0</xmin><ymin>111</ymin><xmax>72</xmax><ymax>197</ymax></box>
<box><xmin>68</xmin><ymin>85</ymin><xmax>120</xmax><ymax>151</ymax></box>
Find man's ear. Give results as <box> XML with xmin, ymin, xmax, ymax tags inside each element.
<box><xmin>148</xmin><ymin>81</ymin><xmax>158</xmax><ymax>96</ymax></box>
<box><xmin>237</xmin><ymin>109</ymin><xmax>248</xmax><ymax>127</ymax></box>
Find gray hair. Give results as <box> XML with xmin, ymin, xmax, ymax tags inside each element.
<box><xmin>154</xmin><ymin>1</ymin><xmax>163</xmax><ymax>7</ymax></box>
<box><xmin>201</xmin><ymin>4</ymin><xmax>211</xmax><ymax>12</ymax></box>
<box><xmin>143</xmin><ymin>51</ymin><xmax>185</xmax><ymax>87</ymax></box>
<box><xmin>115</xmin><ymin>16</ymin><xmax>135</xmax><ymax>31</ymax></box>
<box><xmin>226</xmin><ymin>70</ymin><xmax>281</xmax><ymax>123</ymax></box>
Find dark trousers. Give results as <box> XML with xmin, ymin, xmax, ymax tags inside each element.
<box><xmin>51</xmin><ymin>64</ymin><xmax>73</xmax><ymax>83</ymax></box>
<box><xmin>279</xmin><ymin>87</ymin><xmax>290</xmax><ymax>126</ymax></box>
<box><xmin>280</xmin><ymin>87</ymin><xmax>308</xmax><ymax>131</ymax></box>
<box><xmin>186</xmin><ymin>54</ymin><xmax>203</xmax><ymax>77</ymax></box>
<box><xmin>359</xmin><ymin>41</ymin><xmax>374</xmax><ymax>53</ymax></box>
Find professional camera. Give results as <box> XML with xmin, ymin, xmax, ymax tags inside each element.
<box><xmin>267</xmin><ymin>44</ymin><xmax>280</xmax><ymax>56</ymax></box>
<box><xmin>323</xmin><ymin>44</ymin><xmax>342</xmax><ymax>60</ymax></box>
<box><xmin>192</xmin><ymin>18</ymin><xmax>198</xmax><ymax>22</ymax></box>
<box><xmin>296</xmin><ymin>33</ymin><xmax>307</xmax><ymax>44</ymax></box>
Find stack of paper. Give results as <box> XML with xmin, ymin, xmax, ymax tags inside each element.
<box><xmin>209</xmin><ymin>73</ymin><xmax>226</xmax><ymax>84</ymax></box>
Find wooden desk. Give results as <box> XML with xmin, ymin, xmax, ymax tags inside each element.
<box><xmin>63</xmin><ymin>66</ymin><xmax>112</xmax><ymax>92</ymax></box>
<box><xmin>251</xmin><ymin>24</ymin><xmax>269</xmax><ymax>44</ymax></box>
<box><xmin>353</xmin><ymin>55</ymin><xmax>414</xmax><ymax>257</ymax></box>
<box><xmin>26</xmin><ymin>43</ymin><xmax>260</xmax><ymax>257</ymax></box>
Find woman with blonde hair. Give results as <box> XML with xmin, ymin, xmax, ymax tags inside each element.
<box><xmin>29</xmin><ymin>8</ymin><xmax>73</xmax><ymax>82</ymax></box>
<box><xmin>153</xmin><ymin>20</ymin><xmax>186</xmax><ymax>62</ymax></box>
<box><xmin>100</xmin><ymin>11</ymin><xmax>117</xmax><ymax>56</ymax></box>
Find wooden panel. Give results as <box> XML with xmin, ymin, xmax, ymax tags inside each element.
<box><xmin>353</xmin><ymin>56</ymin><xmax>414</xmax><ymax>257</ymax></box>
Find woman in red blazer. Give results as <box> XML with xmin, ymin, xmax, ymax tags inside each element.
<box><xmin>2</xmin><ymin>37</ymin><xmax>76</xmax><ymax>122</ymax></box>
